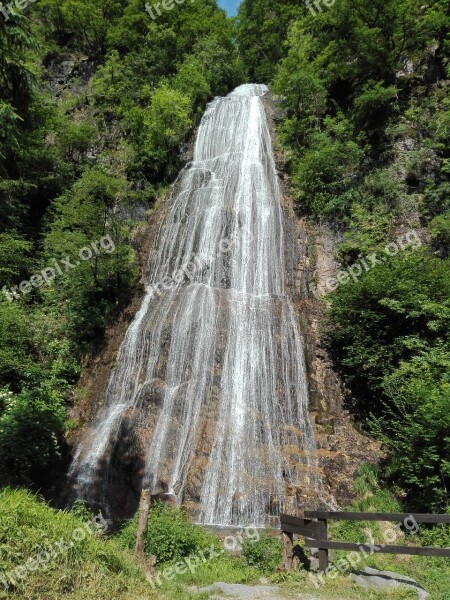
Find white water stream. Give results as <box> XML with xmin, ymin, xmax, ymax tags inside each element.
<box><xmin>69</xmin><ymin>84</ymin><xmax>320</xmax><ymax>526</ymax></box>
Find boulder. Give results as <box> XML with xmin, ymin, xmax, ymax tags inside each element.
<box><xmin>351</xmin><ymin>566</ymin><xmax>428</xmax><ymax>599</ymax></box>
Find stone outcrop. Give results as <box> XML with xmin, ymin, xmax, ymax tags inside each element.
<box><xmin>264</xmin><ymin>94</ymin><xmax>382</xmax><ymax>511</ymax></box>
<box><xmin>351</xmin><ymin>567</ymin><xmax>429</xmax><ymax>599</ymax></box>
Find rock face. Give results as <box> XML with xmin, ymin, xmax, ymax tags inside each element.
<box><xmin>264</xmin><ymin>94</ymin><xmax>382</xmax><ymax>511</ymax></box>
<box><xmin>351</xmin><ymin>567</ymin><xmax>429</xmax><ymax>599</ymax></box>
<box><xmin>65</xmin><ymin>88</ymin><xmax>381</xmax><ymax>524</ymax></box>
<box><xmin>68</xmin><ymin>84</ymin><xmax>323</xmax><ymax>526</ymax></box>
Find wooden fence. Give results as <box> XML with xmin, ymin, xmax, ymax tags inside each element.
<box><xmin>280</xmin><ymin>511</ymin><xmax>450</xmax><ymax>573</ymax></box>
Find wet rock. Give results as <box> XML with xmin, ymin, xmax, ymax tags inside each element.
<box><xmin>68</xmin><ymin>87</ymin><xmax>382</xmax><ymax>523</ymax></box>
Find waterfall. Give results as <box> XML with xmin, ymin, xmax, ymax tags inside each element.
<box><xmin>69</xmin><ymin>84</ymin><xmax>320</xmax><ymax>526</ymax></box>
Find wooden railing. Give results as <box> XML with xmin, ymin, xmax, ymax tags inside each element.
<box><xmin>280</xmin><ymin>511</ymin><xmax>450</xmax><ymax>573</ymax></box>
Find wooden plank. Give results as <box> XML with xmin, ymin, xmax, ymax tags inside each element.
<box><xmin>280</xmin><ymin>513</ymin><xmax>313</xmax><ymax>527</ymax></box>
<box><xmin>304</xmin><ymin>511</ymin><xmax>450</xmax><ymax>524</ymax></box>
<box><xmin>280</xmin><ymin>522</ymin><xmax>321</xmax><ymax>538</ymax></box>
<box><xmin>304</xmin><ymin>539</ymin><xmax>450</xmax><ymax>558</ymax></box>
<box><xmin>280</xmin><ymin>515</ymin><xmax>321</xmax><ymax>538</ymax></box>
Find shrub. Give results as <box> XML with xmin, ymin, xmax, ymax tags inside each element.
<box><xmin>326</xmin><ymin>250</ymin><xmax>450</xmax><ymax>510</ymax></box>
<box><xmin>0</xmin><ymin>386</ymin><xmax>66</xmax><ymax>489</ymax></box>
<box><xmin>353</xmin><ymin>81</ymin><xmax>398</xmax><ymax>130</ymax></box>
<box><xmin>326</xmin><ymin>249</ymin><xmax>450</xmax><ymax>414</ymax></box>
<box><xmin>242</xmin><ymin>534</ymin><xmax>282</xmax><ymax>574</ymax></box>
<box><xmin>375</xmin><ymin>346</ymin><xmax>450</xmax><ymax>511</ymax></box>
<box><xmin>291</xmin><ymin>115</ymin><xmax>364</xmax><ymax>217</ymax></box>
<box><xmin>419</xmin><ymin>518</ymin><xmax>450</xmax><ymax>549</ymax></box>
<box><xmin>430</xmin><ymin>212</ymin><xmax>450</xmax><ymax>258</ymax></box>
<box><xmin>116</xmin><ymin>502</ymin><xmax>219</xmax><ymax>565</ymax></box>
<box><xmin>0</xmin><ymin>301</ymin><xmax>35</xmax><ymax>389</ymax></box>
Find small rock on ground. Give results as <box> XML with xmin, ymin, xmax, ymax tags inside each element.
<box><xmin>195</xmin><ymin>582</ymin><xmax>280</xmax><ymax>598</ymax></box>
<box><xmin>351</xmin><ymin>566</ymin><xmax>429</xmax><ymax>599</ymax></box>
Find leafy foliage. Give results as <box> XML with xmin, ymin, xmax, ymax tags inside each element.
<box><xmin>326</xmin><ymin>251</ymin><xmax>450</xmax><ymax>509</ymax></box>
<box><xmin>238</xmin><ymin>0</ymin><xmax>450</xmax><ymax>511</ymax></box>
<box><xmin>0</xmin><ymin>388</ymin><xmax>66</xmax><ymax>488</ymax></box>
<box><xmin>236</xmin><ymin>0</ymin><xmax>305</xmax><ymax>82</ymax></box>
<box><xmin>242</xmin><ymin>534</ymin><xmax>282</xmax><ymax>574</ymax></box>
<box><xmin>262</xmin><ymin>0</ymin><xmax>450</xmax><ymax>218</ymax></box>
<box><xmin>326</xmin><ymin>251</ymin><xmax>450</xmax><ymax>404</ymax></box>
<box><xmin>0</xmin><ymin>0</ymin><xmax>242</xmax><ymax>492</ymax></box>
<box><xmin>117</xmin><ymin>502</ymin><xmax>219</xmax><ymax>565</ymax></box>
<box><xmin>375</xmin><ymin>347</ymin><xmax>450</xmax><ymax>510</ymax></box>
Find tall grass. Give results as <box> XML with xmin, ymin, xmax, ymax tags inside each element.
<box><xmin>0</xmin><ymin>488</ymin><xmax>154</xmax><ymax>600</ymax></box>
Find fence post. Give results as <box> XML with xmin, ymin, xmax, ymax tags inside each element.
<box><xmin>135</xmin><ymin>488</ymin><xmax>151</xmax><ymax>558</ymax></box>
<box><xmin>281</xmin><ymin>530</ymin><xmax>294</xmax><ymax>570</ymax></box>
<box><xmin>317</xmin><ymin>518</ymin><xmax>329</xmax><ymax>573</ymax></box>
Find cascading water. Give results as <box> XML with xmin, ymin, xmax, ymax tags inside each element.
<box><xmin>69</xmin><ymin>84</ymin><xmax>321</xmax><ymax>526</ymax></box>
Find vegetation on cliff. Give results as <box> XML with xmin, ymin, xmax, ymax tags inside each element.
<box><xmin>0</xmin><ymin>0</ymin><xmax>449</xmax><ymax>596</ymax></box>
<box><xmin>237</xmin><ymin>0</ymin><xmax>450</xmax><ymax>513</ymax></box>
<box><xmin>0</xmin><ymin>0</ymin><xmax>242</xmax><ymax>491</ymax></box>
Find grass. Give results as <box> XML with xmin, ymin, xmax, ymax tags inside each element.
<box><xmin>0</xmin><ymin>488</ymin><xmax>203</xmax><ymax>600</ymax></box>
<box><xmin>154</xmin><ymin>554</ymin><xmax>260</xmax><ymax>590</ymax></box>
<box><xmin>1</xmin><ymin>480</ymin><xmax>448</xmax><ymax>600</ymax></box>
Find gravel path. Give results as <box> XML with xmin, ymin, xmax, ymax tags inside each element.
<box><xmin>196</xmin><ymin>582</ymin><xmax>280</xmax><ymax>598</ymax></box>
<box><xmin>194</xmin><ymin>582</ymin><xmax>324</xmax><ymax>599</ymax></box>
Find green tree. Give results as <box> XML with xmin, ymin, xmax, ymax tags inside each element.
<box><xmin>0</xmin><ymin>387</ymin><xmax>66</xmax><ymax>489</ymax></box>
<box><xmin>0</xmin><ymin>301</ymin><xmax>35</xmax><ymax>389</ymax></box>
<box><xmin>326</xmin><ymin>250</ymin><xmax>450</xmax><ymax>416</ymax></box>
<box><xmin>37</xmin><ymin>0</ymin><xmax>125</xmax><ymax>54</ymax></box>
<box><xmin>375</xmin><ymin>347</ymin><xmax>450</xmax><ymax>510</ymax></box>
<box><xmin>133</xmin><ymin>85</ymin><xmax>193</xmax><ymax>179</ymax></box>
<box><xmin>44</xmin><ymin>168</ymin><xmax>137</xmax><ymax>344</ymax></box>
<box><xmin>237</xmin><ymin>0</ymin><xmax>305</xmax><ymax>82</ymax></box>
<box><xmin>0</xmin><ymin>232</ymin><xmax>33</xmax><ymax>283</ymax></box>
<box><xmin>0</xmin><ymin>17</ymin><xmax>35</xmax><ymax>173</ymax></box>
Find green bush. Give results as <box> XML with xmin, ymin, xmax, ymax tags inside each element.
<box><xmin>117</xmin><ymin>502</ymin><xmax>219</xmax><ymax>565</ymax></box>
<box><xmin>0</xmin><ymin>232</ymin><xmax>32</xmax><ymax>284</ymax></box>
<box><xmin>242</xmin><ymin>534</ymin><xmax>282</xmax><ymax>574</ymax></box>
<box><xmin>419</xmin><ymin>518</ymin><xmax>450</xmax><ymax>549</ymax></box>
<box><xmin>353</xmin><ymin>81</ymin><xmax>398</xmax><ymax>130</ymax></box>
<box><xmin>336</xmin><ymin>203</ymin><xmax>391</xmax><ymax>265</ymax></box>
<box><xmin>326</xmin><ymin>250</ymin><xmax>450</xmax><ymax>510</ymax></box>
<box><xmin>290</xmin><ymin>115</ymin><xmax>365</xmax><ymax>217</ymax></box>
<box><xmin>326</xmin><ymin>249</ymin><xmax>450</xmax><ymax>411</ymax></box>
<box><xmin>430</xmin><ymin>212</ymin><xmax>450</xmax><ymax>257</ymax></box>
<box><xmin>375</xmin><ymin>347</ymin><xmax>450</xmax><ymax>511</ymax></box>
<box><xmin>0</xmin><ymin>301</ymin><xmax>35</xmax><ymax>389</ymax></box>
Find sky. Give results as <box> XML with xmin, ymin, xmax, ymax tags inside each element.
<box><xmin>217</xmin><ymin>0</ymin><xmax>240</xmax><ymax>16</ymax></box>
